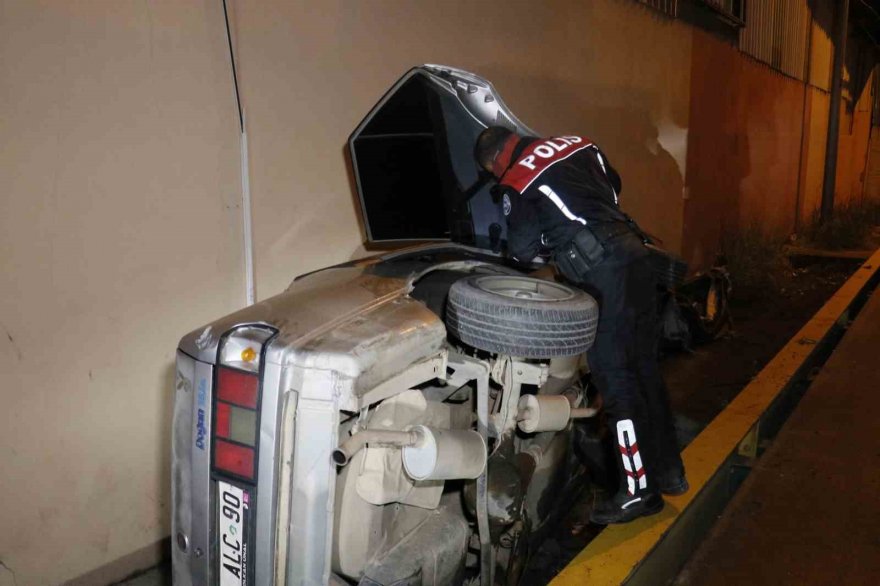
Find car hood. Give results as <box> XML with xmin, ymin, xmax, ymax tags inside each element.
<box><xmin>348</xmin><ymin>65</ymin><xmax>536</xmax><ymax>252</ymax></box>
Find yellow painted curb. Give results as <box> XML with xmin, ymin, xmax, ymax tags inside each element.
<box><xmin>551</xmin><ymin>248</ymin><xmax>880</xmax><ymax>585</ymax></box>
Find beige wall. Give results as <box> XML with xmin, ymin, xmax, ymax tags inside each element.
<box><xmin>834</xmin><ymin>70</ymin><xmax>874</xmax><ymax>207</ymax></box>
<box><xmin>4</xmin><ymin>1</ymin><xmax>872</xmax><ymax>584</ymax></box>
<box><xmin>231</xmin><ymin>0</ymin><xmax>693</xmax><ymax>298</ymax></box>
<box><xmin>864</xmin><ymin>126</ymin><xmax>880</xmax><ymax>201</ymax></box>
<box><xmin>799</xmin><ymin>86</ymin><xmax>831</xmax><ymax>226</ymax></box>
<box><xmin>798</xmin><ymin>37</ymin><xmax>875</xmax><ymax>226</ymax></box>
<box><xmin>796</xmin><ymin>14</ymin><xmax>833</xmax><ymax>230</ymax></box>
<box><xmin>0</xmin><ymin>1</ymin><xmax>693</xmax><ymax>584</ymax></box>
<box><xmin>683</xmin><ymin>29</ymin><xmax>808</xmax><ymax>268</ymax></box>
<box><xmin>0</xmin><ymin>1</ymin><xmax>244</xmax><ymax>584</ymax></box>
<box><xmin>809</xmin><ymin>12</ymin><xmax>833</xmax><ymax>92</ymax></box>
<box><xmin>684</xmin><ymin>6</ymin><xmax>876</xmax><ymax>266</ymax></box>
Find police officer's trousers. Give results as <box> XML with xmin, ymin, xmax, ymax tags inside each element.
<box><xmin>572</xmin><ymin>251</ymin><xmax>684</xmax><ymax>497</ymax></box>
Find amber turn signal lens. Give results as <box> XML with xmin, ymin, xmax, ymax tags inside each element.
<box><xmin>241</xmin><ymin>347</ymin><xmax>257</xmax><ymax>362</ymax></box>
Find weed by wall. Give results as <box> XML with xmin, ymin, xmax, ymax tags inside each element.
<box><xmin>720</xmin><ymin>224</ymin><xmax>789</xmax><ymax>297</ymax></box>
<box><xmin>802</xmin><ymin>200</ymin><xmax>880</xmax><ymax>250</ymax></box>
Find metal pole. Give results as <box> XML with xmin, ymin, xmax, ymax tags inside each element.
<box><xmin>795</xmin><ymin>4</ymin><xmax>814</xmax><ymax>233</ymax></box>
<box><xmin>821</xmin><ymin>0</ymin><xmax>850</xmax><ymax>223</ymax></box>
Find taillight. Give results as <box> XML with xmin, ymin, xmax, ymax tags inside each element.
<box><xmin>217</xmin><ymin>367</ymin><xmax>259</xmax><ymax>408</ymax></box>
<box><xmin>211</xmin><ymin>325</ymin><xmax>275</xmax><ymax>482</ymax></box>
<box><xmin>215</xmin><ymin>438</ymin><xmax>256</xmax><ymax>479</ymax></box>
<box><xmin>213</xmin><ymin>366</ymin><xmax>260</xmax><ymax>480</ymax></box>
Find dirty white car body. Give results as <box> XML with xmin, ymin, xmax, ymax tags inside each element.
<box><xmin>172</xmin><ymin>66</ymin><xmax>599</xmax><ymax>586</ymax></box>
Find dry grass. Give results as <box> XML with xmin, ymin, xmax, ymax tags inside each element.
<box><xmin>714</xmin><ymin>202</ymin><xmax>879</xmax><ymax>306</ymax></box>
<box><xmin>719</xmin><ymin>224</ymin><xmax>790</xmax><ymax>297</ymax></box>
<box><xmin>801</xmin><ymin>199</ymin><xmax>880</xmax><ymax>251</ymax></box>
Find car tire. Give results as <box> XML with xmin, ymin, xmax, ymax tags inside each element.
<box><xmin>445</xmin><ymin>275</ymin><xmax>598</xmax><ymax>358</ymax></box>
<box><xmin>685</xmin><ymin>270</ymin><xmax>732</xmax><ymax>343</ymax></box>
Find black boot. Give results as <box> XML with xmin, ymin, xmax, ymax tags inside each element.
<box><xmin>589</xmin><ymin>490</ymin><xmax>664</xmax><ymax>525</ymax></box>
<box><xmin>659</xmin><ymin>470</ymin><xmax>689</xmax><ymax>496</ymax></box>
<box><xmin>589</xmin><ymin>416</ymin><xmax>665</xmax><ymax>524</ymax></box>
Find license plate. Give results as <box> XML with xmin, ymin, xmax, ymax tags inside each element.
<box><xmin>218</xmin><ymin>481</ymin><xmax>249</xmax><ymax>586</ymax></box>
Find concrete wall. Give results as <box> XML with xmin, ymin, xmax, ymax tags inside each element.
<box><xmin>684</xmin><ymin>15</ymin><xmax>875</xmax><ymax>268</ymax></box>
<box><xmin>863</xmin><ymin>125</ymin><xmax>880</xmax><ymax>201</ymax></box>
<box><xmin>799</xmin><ymin>20</ymin><xmax>874</xmax><ymax>224</ymax></box>
<box><xmin>230</xmin><ymin>0</ymin><xmax>693</xmax><ymax>298</ymax></box>
<box><xmin>0</xmin><ymin>1</ymin><xmax>693</xmax><ymax>584</ymax></box>
<box><xmin>798</xmin><ymin>86</ymin><xmax>831</xmax><ymax>226</ymax></box>
<box><xmin>797</xmin><ymin>15</ymin><xmax>833</xmax><ymax>229</ymax></box>
<box><xmin>2</xmin><ymin>1</ymin><xmax>872</xmax><ymax>583</ymax></box>
<box><xmin>0</xmin><ymin>2</ymin><xmax>244</xmax><ymax>584</ymax></box>
<box><xmin>684</xmin><ymin>29</ymin><xmax>806</xmax><ymax>268</ymax></box>
<box><xmin>834</xmin><ymin>70</ymin><xmax>874</xmax><ymax>207</ymax></box>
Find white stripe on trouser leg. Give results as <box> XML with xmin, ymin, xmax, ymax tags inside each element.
<box><xmin>632</xmin><ymin>450</ymin><xmax>646</xmax><ymax>490</ymax></box>
<box><xmin>622</xmin><ymin>461</ymin><xmax>635</xmax><ymax>495</ymax></box>
<box><xmin>633</xmin><ymin>450</ymin><xmax>648</xmax><ymax>490</ymax></box>
<box><xmin>537</xmin><ymin>185</ymin><xmax>587</xmax><ymax>225</ymax></box>
<box><xmin>617</xmin><ymin>419</ymin><xmax>647</xmax><ymax>494</ymax></box>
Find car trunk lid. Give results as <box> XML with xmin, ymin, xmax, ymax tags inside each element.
<box><xmin>348</xmin><ymin>65</ymin><xmax>536</xmax><ymax>251</ymax></box>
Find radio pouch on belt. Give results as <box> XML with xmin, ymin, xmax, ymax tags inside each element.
<box><xmin>556</xmin><ymin>228</ymin><xmax>607</xmax><ymax>281</ymax></box>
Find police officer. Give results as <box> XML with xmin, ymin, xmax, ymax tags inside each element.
<box><xmin>474</xmin><ymin>126</ymin><xmax>687</xmax><ymax>524</ymax></box>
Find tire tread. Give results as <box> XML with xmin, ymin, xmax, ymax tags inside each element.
<box><xmin>444</xmin><ymin>275</ymin><xmax>599</xmax><ymax>358</ymax></box>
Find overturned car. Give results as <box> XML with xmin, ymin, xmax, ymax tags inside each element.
<box><xmin>172</xmin><ymin>65</ymin><xmax>621</xmax><ymax>586</ymax></box>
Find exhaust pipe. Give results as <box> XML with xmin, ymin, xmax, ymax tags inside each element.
<box><xmin>516</xmin><ymin>393</ymin><xmax>600</xmax><ymax>433</ymax></box>
<box><xmin>332</xmin><ymin>429</ymin><xmax>419</xmax><ymax>466</ymax></box>
<box><xmin>333</xmin><ymin>426</ymin><xmax>487</xmax><ymax>483</ymax></box>
<box><xmin>402</xmin><ymin>425</ymin><xmax>487</xmax><ymax>481</ymax></box>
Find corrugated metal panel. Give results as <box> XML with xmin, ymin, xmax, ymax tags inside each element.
<box><xmin>739</xmin><ymin>0</ymin><xmax>810</xmax><ymax>80</ymax></box>
<box><xmin>695</xmin><ymin>0</ymin><xmax>746</xmax><ymax>25</ymax></box>
<box><xmin>636</xmin><ymin>0</ymin><xmax>678</xmax><ymax>17</ymax></box>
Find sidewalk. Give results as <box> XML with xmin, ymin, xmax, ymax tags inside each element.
<box><xmin>674</xmin><ymin>283</ymin><xmax>880</xmax><ymax>584</ymax></box>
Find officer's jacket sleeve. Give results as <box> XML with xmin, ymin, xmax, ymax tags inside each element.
<box><xmin>504</xmin><ymin>190</ymin><xmax>542</xmax><ymax>262</ymax></box>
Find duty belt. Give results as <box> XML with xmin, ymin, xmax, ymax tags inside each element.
<box><xmin>587</xmin><ymin>221</ymin><xmax>637</xmax><ymax>244</ymax></box>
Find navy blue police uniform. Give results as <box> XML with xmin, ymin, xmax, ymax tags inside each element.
<box><xmin>491</xmin><ymin>134</ymin><xmax>684</xmax><ymax>518</ymax></box>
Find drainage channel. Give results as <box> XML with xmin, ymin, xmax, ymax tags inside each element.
<box><xmin>551</xmin><ymin>248</ymin><xmax>880</xmax><ymax>586</ymax></box>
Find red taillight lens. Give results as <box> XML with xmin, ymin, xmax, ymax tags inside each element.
<box><xmin>217</xmin><ymin>367</ymin><xmax>259</xmax><ymax>409</ymax></box>
<box><xmin>214</xmin><ymin>439</ymin><xmax>255</xmax><ymax>480</ymax></box>
<box><xmin>215</xmin><ymin>402</ymin><xmax>231</xmax><ymax>439</ymax></box>
<box><xmin>214</xmin><ymin>366</ymin><xmax>260</xmax><ymax>480</ymax></box>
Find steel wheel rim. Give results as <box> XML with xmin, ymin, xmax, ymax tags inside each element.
<box><xmin>473</xmin><ymin>276</ymin><xmax>576</xmax><ymax>302</ymax></box>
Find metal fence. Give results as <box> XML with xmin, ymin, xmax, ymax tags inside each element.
<box><xmin>739</xmin><ymin>0</ymin><xmax>811</xmax><ymax>80</ymax></box>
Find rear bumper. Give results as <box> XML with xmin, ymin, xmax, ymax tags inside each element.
<box><xmin>171</xmin><ymin>350</ymin><xmax>212</xmax><ymax>585</ymax></box>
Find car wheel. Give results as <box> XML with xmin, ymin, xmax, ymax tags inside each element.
<box><xmin>445</xmin><ymin>275</ymin><xmax>598</xmax><ymax>358</ymax></box>
<box><xmin>686</xmin><ymin>271</ymin><xmax>731</xmax><ymax>343</ymax></box>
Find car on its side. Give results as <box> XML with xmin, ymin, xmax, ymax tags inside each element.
<box><xmin>172</xmin><ymin>65</ymin><xmax>616</xmax><ymax>586</ymax></box>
